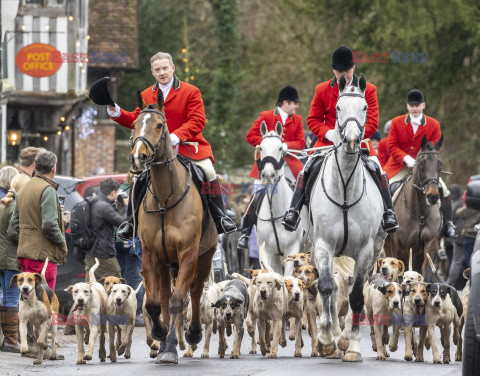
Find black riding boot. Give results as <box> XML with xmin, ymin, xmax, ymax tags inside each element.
<box><xmin>237</xmin><ymin>191</ymin><xmax>265</xmax><ymax>249</ymax></box>
<box><xmin>208</xmin><ymin>178</ymin><xmax>237</xmax><ymax>234</ymax></box>
<box><xmin>379</xmin><ymin>172</ymin><xmax>399</xmax><ymax>233</ymax></box>
<box><xmin>440</xmin><ymin>195</ymin><xmax>457</xmax><ymax>238</ymax></box>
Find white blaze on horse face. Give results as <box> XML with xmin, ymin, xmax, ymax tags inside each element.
<box><xmin>259</xmin><ymin>131</ymin><xmax>284</xmax><ymax>185</ymax></box>
<box><xmin>133</xmin><ymin>113</ymin><xmax>151</xmax><ymax>164</ymax></box>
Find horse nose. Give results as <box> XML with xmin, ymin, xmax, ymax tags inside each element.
<box><xmin>138</xmin><ymin>153</ymin><xmax>147</xmax><ymax>163</ymax></box>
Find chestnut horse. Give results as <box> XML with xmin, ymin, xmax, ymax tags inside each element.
<box><xmin>384</xmin><ymin>135</ymin><xmax>444</xmax><ymax>276</ymax></box>
<box><xmin>129</xmin><ymin>90</ymin><xmax>218</xmax><ymax>364</ymax></box>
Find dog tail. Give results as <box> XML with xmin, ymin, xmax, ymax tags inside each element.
<box><xmin>231</xmin><ymin>272</ymin><xmax>251</xmax><ymax>285</ymax></box>
<box><xmin>89</xmin><ymin>257</ymin><xmax>100</xmax><ymax>283</ymax></box>
<box><xmin>259</xmin><ymin>242</ymin><xmax>275</xmax><ymax>273</ymax></box>
<box><xmin>409</xmin><ymin>248</ymin><xmax>413</xmax><ymax>271</ymax></box>
<box><xmin>426</xmin><ymin>253</ymin><xmax>445</xmax><ymax>284</ymax></box>
<box><xmin>134</xmin><ymin>281</ymin><xmax>144</xmax><ymax>294</ymax></box>
<box><xmin>333</xmin><ymin>256</ymin><xmax>355</xmax><ymax>278</ymax></box>
<box><xmin>40</xmin><ymin>257</ymin><xmax>49</xmax><ymax>284</ymax></box>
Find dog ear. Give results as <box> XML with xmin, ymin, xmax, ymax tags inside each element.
<box><xmin>275</xmin><ymin>279</ymin><xmax>283</xmax><ymax>291</ymax></box>
<box><xmin>97</xmin><ymin>277</ymin><xmax>105</xmax><ymax>284</ymax></box>
<box><xmin>305</xmin><ymin>252</ymin><xmax>312</xmax><ymax>259</ymax></box>
<box><xmin>65</xmin><ymin>285</ymin><xmax>74</xmax><ymax>294</ymax></box>
<box><xmin>245</xmin><ymin>269</ymin><xmax>254</xmax><ymax>276</ymax></box>
<box><xmin>283</xmin><ymin>257</ymin><xmax>293</xmax><ymax>264</ymax></box>
<box><xmin>211</xmin><ymin>300</ymin><xmax>220</xmax><ymax>308</ymax></box>
<box><xmin>251</xmin><ymin>276</ymin><xmax>257</xmax><ymax>286</ymax></box>
<box><xmin>379</xmin><ymin>285</ymin><xmax>388</xmax><ymax>295</ymax></box>
<box><xmin>463</xmin><ymin>268</ymin><xmax>471</xmax><ymax>280</ymax></box>
<box><xmin>9</xmin><ymin>274</ymin><xmax>19</xmax><ymax>288</ymax></box>
<box><xmin>119</xmin><ymin>278</ymin><xmax>127</xmax><ymax>284</ymax></box>
<box><xmin>397</xmin><ymin>260</ymin><xmax>405</xmax><ymax>276</ymax></box>
<box><xmin>402</xmin><ymin>284</ymin><xmax>410</xmax><ymax>297</ymax></box>
<box><xmin>425</xmin><ymin>283</ymin><xmax>431</xmax><ymax>293</ymax></box>
<box><xmin>314</xmin><ymin>268</ymin><xmax>319</xmax><ymax>280</ymax></box>
<box><xmin>377</xmin><ymin>258</ymin><xmax>384</xmax><ymax>269</ymax></box>
<box><xmin>34</xmin><ymin>273</ymin><xmax>42</xmax><ymax>286</ymax></box>
<box><xmin>236</xmin><ymin>299</ymin><xmax>243</xmax><ymax>308</ymax></box>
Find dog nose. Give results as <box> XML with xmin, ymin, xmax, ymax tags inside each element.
<box><xmin>77</xmin><ymin>298</ymin><xmax>84</xmax><ymax>303</ymax></box>
<box><xmin>414</xmin><ymin>297</ymin><xmax>421</xmax><ymax>303</ymax></box>
<box><xmin>294</xmin><ymin>293</ymin><xmax>300</xmax><ymax>301</ymax></box>
<box><xmin>293</xmin><ymin>260</ymin><xmax>300</xmax><ymax>268</ymax></box>
<box><xmin>22</xmin><ymin>287</ymin><xmax>29</xmax><ymax>292</ymax></box>
<box><xmin>434</xmin><ymin>301</ymin><xmax>440</xmax><ymax>307</ymax></box>
<box><xmin>260</xmin><ymin>290</ymin><xmax>267</xmax><ymax>299</ymax></box>
<box><xmin>381</xmin><ymin>267</ymin><xmax>388</xmax><ymax>272</ymax></box>
<box><xmin>393</xmin><ymin>301</ymin><xmax>399</xmax><ymax>308</ymax></box>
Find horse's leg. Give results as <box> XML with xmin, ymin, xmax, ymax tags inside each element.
<box><xmin>158</xmin><ymin>245</ymin><xmax>198</xmax><ymax>364</ymax></box>
<box><xmin>143</xmin><ymin>250</ymin><xmax>168</xmax><ymax>342</ymax></box>
<box><xmin>313</xmin><ymin>239</ymin><xmax>336</xmax><ymax>356</ymax></box>
<box><xmin>343</xmin><ymin>243</ymin><xmax>372</xmax><ymax>362</ymax></box>
<box><xmin>186</xmin><ymin>246</ymin><xmax>215</xmax><ymax>346</ymax></box>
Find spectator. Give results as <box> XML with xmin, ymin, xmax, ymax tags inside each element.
<box><xmin>447</xmin><ymin>184</ymin><xmax>467</xmax><ymax>289</ymax></box>
<box><xmin>15</xmin><ymin>147</ymin><xmax>41</xmax><ymax>177</ymax></box>
<box><xmin>125</xmin><ymin>237</ymin><xmax>145</xmax><ymax>326</ymax></box>
<box><xmin>84</xmin><ymin>178</ymin><xmax>125</xmax><ymax>281</ymax></box>
<box><xmin>370</xmin><ymin>131</ymin><xmax>382</xmax><ymax>153</ymax></box>
<box><xmin>0</xmin><ymin>174</ymin><xmax>30</xmax><ymax>352</ymax></box>
<box><xmin>0</xmin><ymin>167</ymin><xmax>19</xmax><ymax>200</ymax></box>
<box><xmin>456</xmin><ymin>203</ymin><xmax>480</xmax><ymax>268</ymax></box>
<box><xmin>9</xmin><ymin>151</ymin><xmax>67</xmax><ymax>289</ymax></box>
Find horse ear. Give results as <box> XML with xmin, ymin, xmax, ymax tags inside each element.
<box><xmin>156</xmin><ymin>89</ymin><xmax>164</xmax><ymax>111</ymax></box>
<box><xmin>260</xmin><ymin>121</ymin><xmax>268</xmax><ymax>136</ymax></box>
<box><xmin>338</xmin><ymin>74</ymin><xmax>347</xmax><ymax>92</ymax></box>
<box><xmin>421</xmin><ymin>135</ymin><xmax>428</xmax><ymax>150</ymax></box>
<box><xmin>137</xmin><ymin>91</ymin><xmax>147</xmax><ymax>110</ymax></box>
<box><xmin>435</xmin><ymin>135</ymin><xmax>444</xmax><ymax>150</ymax></box>
<box><xmin>359</xmin><ymin>74</ymin><xmax>367</xmax><ymax>93</ymax></box>
<box><xmin>275</xmin><ymin>121</ymin><xmax>283</xmax><ymax>136</ymax></box>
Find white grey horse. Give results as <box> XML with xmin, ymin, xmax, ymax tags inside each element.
<box><xmin>256</xmin><ymin>121</ymin><xmax>306</xmax><ymax>275</ymax></box>
<box><xmin>309</xmin><ymin>74</ymin><xmax>387</xmax><ymax>362</ymax></box>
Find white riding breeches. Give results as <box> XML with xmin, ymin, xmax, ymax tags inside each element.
<box><xmin>193</xmin><ymin>158</ymin><xmax>217</xmax><ymax>181</ymax></box>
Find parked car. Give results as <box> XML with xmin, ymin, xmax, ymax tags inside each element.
<box><xmin>75</xmin><ymin>174</ymin><xmax>127</xmax><ymax>198</ymax></box>
<box><xmin>462</xmin><ymin>179</ymin><xmax>480</xmax><ymax>376</ymax></box>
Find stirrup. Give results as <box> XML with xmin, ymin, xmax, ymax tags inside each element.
<box><xmin>442</xmin><ymin>221</ymin><xmax>457</xmax><ymax>238</ymax></box>
<box><xmin>217</xmin><ymin>216</ymin><xmax>237</xmax><ymax>235</ymax></box>
<box><xmin>117</xmin><ymin>221</ymin><xmax>134</xmax><ymax>241</ymax></box>
<box><xmin>382</xmin><ymin>210</ymin><xmax>399</xmax><ymax>234</ymax></box>
<box><xmin>237</xmin><ymin>234</ymin><xmax>249</xmax><ymax>249</ymax></box>
<box><xmin>282</xmin><ymin>209</ymin><xmax>300</xmax><ymax>232</ymax></box>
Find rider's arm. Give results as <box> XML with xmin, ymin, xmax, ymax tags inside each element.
<box><xmin>364</xmin><ymin>83</ymin><xmax>379</xmax><ymax>140</ymax></box>
<box><xmin>170</xmin><ymin>87</ymin><xmax>206</xmax><ymax>142</ymax></box>
<box><xmin>109</xmin><ymin>105</ymin><xmax>141</xmax><ymax>130</ymax></box>
<box><xmin>246</xmin><ymin>113</ymin><xmax>266</xmax><ymax>147</ymax></box>
<box><xmin>387</xmin><ymin>120</ymin><xmax>408</xmax><ymax>163</ymax></box>
<box><xmin>285</xmin><ymin>117</ymin><xmax>305</xmax><ymax>150</ymax></box>
<box><xmin>307</xmin><ymin>84</ymin><xmax>329</xmax><ymax>142</ymax></box>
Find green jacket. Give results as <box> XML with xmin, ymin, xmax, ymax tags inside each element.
<box><xmin>10</xmin><ymin>175</ymin><xmax>67</xmax><ymax>264</ymax></box>
<box><xmin>0</xmin><ymin>199</ymin><xmax>20</xmax><ymax>271</ymax></box>
<box><xmin>457</xmin><ymin>206</ymin><xmax>480</xmax><ymax>239</ymax></box>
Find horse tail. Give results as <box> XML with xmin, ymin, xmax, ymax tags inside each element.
<box><xmin>333</xmin><ymin>256</ymin><xmax>355</xmax><ymax>278</ymax></box>
<box><xmin>426</xmin><ymin>253</ymin><xmax>446</xmax><ymax>284</ymax></box>
<box><xmin>89</xmin><ymin>257</ymin><xmax>100</xmax><ymax>283</ymax></box>
<box><xmin>409</xmin><ymin>248</ymin><xmax>413</xmax><ymax>271</ymax></box>
<box><xmin>40</xmin><ymin>257</ymin><xmax>49</xmax><ymax>284</ymax></box>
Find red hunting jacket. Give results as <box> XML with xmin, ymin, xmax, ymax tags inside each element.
<box><xmin>384</xmin><ymin>114</ymin><xmax>441</xmax><ymax>178</ymax></box>
<box><xmin>307</xmin><ymin>75</ymin><xmax>379</xmax><ymax>155</ymax></box>
<box><xmin>377</xmin><ymin>137</ymin><xmax>390</xmax><ymax>167</ymax></box>
<box><xmin>111</xmin><ymin>76</ymin><xmax>214</xmax><ymax>162</ymax></box>
<box><xmin>247</xmin><ymin>108</ymin><xmax>305</xmax><ymax>179</ymax></box>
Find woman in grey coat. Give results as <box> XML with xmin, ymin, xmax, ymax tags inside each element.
<box><xmin>0</xmin><ymin>173</ymin><xmax>30</xmax><ymax>352</ymax></box>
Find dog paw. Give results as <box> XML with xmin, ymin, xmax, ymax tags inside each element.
<box><xmin>289</xmin><ymin>335</ymin><xmax>295</xmax><ymax>341</ymax></box>
<box><xmin>389</xmin><ymin>344</ymin><xmax>398</xmax><ymax>352</ymax></box>
<box><xmin>201</xmin><ymin>352</ymin><xmax>209</xmax><ymax>358</ymax></box>
<box><xmin>77</xmin><ymin>358</ymin><xmax>86</xmax><ymax>364</ymax></box>
<box><xmin>433</xmin><ymin>357</ymin><xmax>442</xmax><ymax>364</ymax></box>
<box><xmin>376</xmin><ymin>354</ymin><xmax>386</xmax><ymax>361</ymax></box>
<box><xmin>415</xmin><ymin>356</ymin><xmax>424</xmax><ymax>362</ymax></box>
<box><xmin>280</xmin><ymin>339</ymin><xmax>287</xmax><ymax>348</ymax></box>
<box><xmin>404</xmin><ymin>354</ymin><xmax>413</xmax><ymax>361</ymax></box>
<box><xmin>110</xmin><ymin>355</ymin><xmax>117</xmax><ymax>363</ymax></box>
<box><xmin>249</xmin><ymin>348</ymin><xmax>257</xmax><ymax>354</ymax></box>
<box><xmin>117</xmin><ymin>343</ymin><xmax>126</xmax><ymax>356</ymax></box>
<box><xmin>33</xmin><ymin>359</ymin><xmax>43</xmax><ymax>365</ymax></box>
<box><xmin>183</xmin><ymin>351</ymin><xmax>193</xmax><ymax>358</ymax></box>
<box><xmin>455</xmin><ymin>353</ymin><xmax>462</xmax><ymax>362</ymax></box>
<box><xmin>83</xmin><ymin>353</ymin><xmax>92</xmax><ymax>361</ymax></box>
<box><xmin>311</xmin><ymin>349</ymin><xmax>319</xmax><ymax>357</ymax></box>
<box><xmin>124</xmin><ymin>351</ymin><xmax>130</xmax><ymax>359</ymax></box>
<box><xmin>230</xmin><ymin>353</ymin><xmax>239</xmax><ymax>359</ymax></box>
<box><xmin>179</xmin><ymin>342</ymin><xmax>186</xmax><ymax>351</ymax></box>
<box><xmin>219</xmin><ymin>353</ymin><xmax>225</xmax><ymax>359</ymax></box>
<box><xmin>150</xmin><ymin>350</ymin><xmax>158</xmax><ymax>358</ymax></box>
<box><xmin>443</xmin><ymin>355</ymin><xmax>450</xmax><ymax>364</ymax></box>
<box><xmin>268</xmin><ymin>352</ymin><xmax>277</xmax><ymax>359</ymax></box>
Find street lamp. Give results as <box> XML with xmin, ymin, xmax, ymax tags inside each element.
<box><xmin>7</xmin><ymin>129</ymin><xmax>22</xmax><ymax>146</ymax></box>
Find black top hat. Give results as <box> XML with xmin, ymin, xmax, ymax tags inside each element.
<box><xmin>332</xmin><ymin>46</ymin><xmax>354</xmax><ymax>71</ymax></box>
<box><xmin>407</xmin><ymin>89</ymin><xmax>425</xmax><ymax>104</ymax></box>
<box><xmin>89</xmin><ymin>77</ymin><xmax>115</xmax><ymax>106</ymax></box>
<box><xmin>277</xmin><ymin>86</ymin><xmax>299</xmax><ymax>103</ymax></box>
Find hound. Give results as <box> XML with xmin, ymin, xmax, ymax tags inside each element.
<box><xmin>212</xmin><ymin>279</ymin><xmax>249</xmax><ymax>359</ymax></box>
<box><xmin>457</xmin><ymin>268</ymin><xmax>470</xmax><ymax>361</ymax></box>
<box><xmin>364</xmin><ymin>276</ymin><xmax>403</xmax><ymax>360</ymax></box>
<box><xmin>106</xmin><ymin>281</ymin><xmax>144</xmax><ymax>362</ymax></box>
<box><xmin>65</xmin><ymin>258</ymin><xmax>108</xmax><ymax>364</ymax></box>
<box><xmin>283</xmin><ymin>252</ymin><xmax>312</xmax><ymax>277</ymax></box>
<box><xmin>98</xmin><ymin>276</ymin><xmax>127</xmax><ymax>295</ymax></box>
<box><xmin>403</xmin><ymin>281</ymin><xmax>429</xmax><ymax>361</ymax></box>
<box><xmin>283</xmin><ymin>276</ymin><xmax>305</xmax><ymax>357</ymax></box>
<box><xmin>417</xmin><ymin>283</ymin><xmax>463</xmax><ymax>363</ymax></box>
<box><xmin>10</xmin><ymin>258</ymin><xmax>59</xmax><ymax>364</ymax></box>
<box><xmin>375</xmin><ymin>257</ymin><xmax>405</xmax><ymax>282</ymax></box>
<box><xmin>184</xmin><ymin>282</ymin><xmax>222</xmax><ymax>358</ymax></box>
<box><xmin>402</xmin><ymin>249</ymin><xmax>424</xmax><ymax>287</ymax></box>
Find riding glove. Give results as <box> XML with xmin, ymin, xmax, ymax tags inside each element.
<box><xmin>170</xmin><ymin>133</ymin><xmax>180</xmax><ymax>146</ymax></box>
<box><xmin>107</xmin><ymin>103</ymin><xmax>121</xmax><ymax>118</ymax></box>
<box><xmin>282</xmin><ymin>143</ymin><xmax>288</xmax><ymax>151</ymax></box>
<box><xmin>403</xmin><ymin>155</ymin><xmax>416</xmax><ymax>168</ymax></box>
<box><xmin>325</xmin><ymin>129</ymin><xmax>336</xmax><ymax>142</ymax></box>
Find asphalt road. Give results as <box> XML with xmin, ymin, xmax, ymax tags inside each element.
<box><xmin>1</xmin><ymin>324</ymin><xmax>461</xmax><ymax>376</ymax></box>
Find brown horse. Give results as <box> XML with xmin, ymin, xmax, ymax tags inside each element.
<box><xmin>129</xmin><ymin>90</ymin><xmax>218</xmax><ymax>364</ymax></box>
<box><xmin>384</xmin><ymin>135</ymin><xmax>444</xmax><ymax>276</ymax></box>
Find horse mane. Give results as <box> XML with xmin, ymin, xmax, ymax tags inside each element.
<box><xmin>263</xmin><ymin>130</ymin><xmax>281</xmax><ymax>139</ymax></box>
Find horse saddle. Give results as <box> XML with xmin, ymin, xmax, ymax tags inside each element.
<box><xmin>389</xmin><ymin>174</ymin><xmax>411</xmax><ymax>197</ymax></box>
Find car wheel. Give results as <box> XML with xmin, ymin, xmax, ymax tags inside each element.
<box><xmin>463</xmin><ymin>294</ymin><xmax>480</xmax><ymax>376</ymax></box>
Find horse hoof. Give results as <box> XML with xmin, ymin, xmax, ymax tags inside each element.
<box><xmin>151</xmin><ymin>326</ymin><xmax>168</xmax><ymax>341</ymax></box>
<box><xmin>337</xmin><ymin>336</ymin><xmax>350</xmax><ymax>351</ymax></box>
<box><xmin>317</xmin><ymin>341</ymin><xmax>336</xmax><ymax>357</ymax></box>
<box><xmin>185</xmin><ymin>324</ymin><xmax>202</xmax><ymax>346</ymax></box>
<box><xmin>156</xmin><ymin>351</ymin><xmax>178</xmax><ymax>364</ymax></box>
<box><xmin>342</xmin><ymin>351</ymin><xmax>363</xmax><ymax>362</ymax></box>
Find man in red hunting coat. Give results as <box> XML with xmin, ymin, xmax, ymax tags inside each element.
<box><xmin>282</xmin><ymin>45</ymin><xmax>399</xmax><ymax>233</ymax></box>
<box><xmin>377</xmin><ymin>120</ymin><xmax>391</xmax><ymax>167</ymax></box>
<box><xmin>237</xmin><ymin>86</ymin><xmax>305</xmax><ymax>249</ymax></box>
<box><xmin>89</xmin><ymin>52</ymin><xmax>236</xmax><ymax>238</ymax></box>
<box><xmin>384</xmin><ymin>89</ymin><xmax>456</xmax><ymax>237</ymax></box>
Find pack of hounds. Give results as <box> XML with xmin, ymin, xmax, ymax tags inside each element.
<box><xmin>10</xmin><ymin>247</ymin><xmax>470</xmax><ymax>365</ymax></box>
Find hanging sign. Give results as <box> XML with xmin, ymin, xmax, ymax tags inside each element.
<box><xmin>16</xmin><ymin>43</ymin><xmax>63</xmax><ymax>77</ymax></box>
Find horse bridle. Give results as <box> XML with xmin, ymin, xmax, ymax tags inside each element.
<box><xmin>255</xmin><ymin>134</ymin><xmax>285</xmax><ymax>183</ymax></box>
<box><xmin>335</xmin><ymin>92</ymin><xmax>367</xmax><ymax>142</ymax></box>
<box><xmin>412</xmin><ymin>150</ymin><xmax>441</xmax><ymax>193</ymax></box>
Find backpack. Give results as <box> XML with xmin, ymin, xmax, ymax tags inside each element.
<box><xmin>70</xmin><ymin>196</ymin><xmax>99</xmax><ymax>253</ymax></box>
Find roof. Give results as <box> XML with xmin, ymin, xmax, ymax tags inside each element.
<box><xmin>88</xmin><ymin>0</ymin><xmax>139</xmax><ymax>70</ymax></box>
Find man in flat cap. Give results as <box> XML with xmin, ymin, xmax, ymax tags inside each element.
<box><xmin>237</xmin><ymin>86</ymin><xmax>305</xmax><ymax>249</ymax></box>
<box><xmin>384</xmin><ymin>89</ymin><xmax>456</xmax><ymax>237</ymax></box>
<box><xmin>282</xmin><ymin>46</ymin><xmax>398</xmax><ymax>233</ymax></box>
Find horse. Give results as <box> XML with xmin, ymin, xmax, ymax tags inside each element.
<box><xmin>384</xmin><ymin>136</ymin><xmax>444</xmax><ymax>276</ymax></box>
<box><xmin>255</xmin><ymin>121</ymin><xmax>307</xmax><ymax>275</ymax></box>
<box><xmin>129</xmin><ymin>90</ymin><xmax>218</xmax><ymax>364</ymax></box>
<box><xmin>309</xmin><ymin>74</ymin><xmax>387</xmax><ymax>362</ymax></box>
